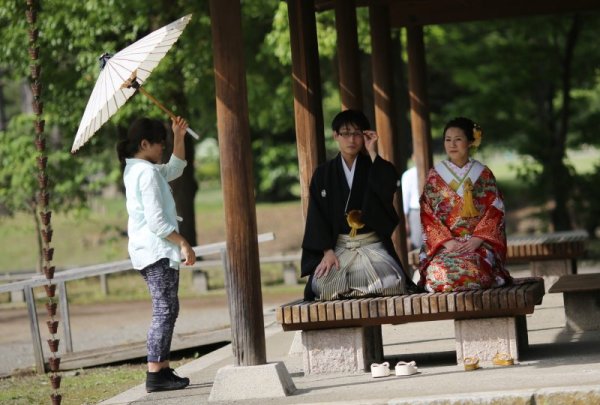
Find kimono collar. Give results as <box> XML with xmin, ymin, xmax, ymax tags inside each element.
<box><xmin>434</xmin><ymin>158</ymin><xmax>485</xmax><ymax>197</ymax></box>
<box><xmin>341</xmin><ymin>155</ymin><xmax>358</xmax><ymax>188</ymax></box>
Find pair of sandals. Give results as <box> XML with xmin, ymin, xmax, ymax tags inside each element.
<box><xmin>464</xmin><ymin>353</ymin><xmax>515</xmax><ymax>371</ymax></box>
<box><xmin>371</xmin><ymin>361</ymin><xmax>418</xmax><ymax>378</ymax></box>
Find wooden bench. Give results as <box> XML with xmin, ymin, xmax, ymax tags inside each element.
<box><xmin>548</xmin><ymin>273</ymin><xmax>600</xmax><ymax>332</ymax></box>
<box><xmin>276</xmin><ymin>278</ymin><xmax>545</xmax><ymax>374</ymax></box>
<box><xmin>408</xmin><ymin>230</ymin><xmax>588</xmax><ymax>278</ymax></box>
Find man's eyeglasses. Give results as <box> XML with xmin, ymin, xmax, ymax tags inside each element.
<box><xmin>337</xmin><ymin>130</ymin><xmax>364</xmax><ymax>138</ymax></box>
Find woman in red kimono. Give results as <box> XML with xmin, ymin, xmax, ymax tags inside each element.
<box><xmin>418</xmin><ymin>117</ymin><xmax>512</xmax><ymax>292</ymax></box>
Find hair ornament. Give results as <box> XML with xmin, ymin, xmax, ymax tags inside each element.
<box><xmin>472</xmin><ymin>124</ymin><xmax>483</xmax><ymax>148</ymax></box>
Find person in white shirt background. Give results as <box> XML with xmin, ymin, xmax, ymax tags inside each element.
<box><xmin>401</xmin><ymin>155</ymin><xmax>422</xmax><ymax>251</ymax></box>
<box><xmin>116</xmin><ymin>116</ymin><xmax>195</xmax><ymax>393</ymax></box>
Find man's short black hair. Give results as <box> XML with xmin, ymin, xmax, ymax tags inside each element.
<box><xmin>331</xmin><ymin>109</ymin><xmax>371</xmax><ymax>132</ymax></box>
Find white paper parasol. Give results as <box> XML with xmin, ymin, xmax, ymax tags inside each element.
<box><xmin>71</xmin><ymin>14</ymin><xmax>198</xmax><ymax>153</ymax></box>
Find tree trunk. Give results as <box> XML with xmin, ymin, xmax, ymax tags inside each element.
<box><xmin>548</xmin><ymin>15</ymin><xmax>581</xmax><ymax>231</ymax></box>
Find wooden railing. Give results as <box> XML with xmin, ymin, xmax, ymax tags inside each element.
<box><xmin>0</xmin><ymin>232</ymin><xmax>275</xmax><ymax>373</ymax></box>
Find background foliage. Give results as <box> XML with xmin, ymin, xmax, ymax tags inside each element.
<box><xmin>1</xmin><ymin>1</ymin><xmax>599</xmax><ymax>246</ymax></box>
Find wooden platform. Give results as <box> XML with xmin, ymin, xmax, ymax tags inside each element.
<box><xmin>57</xmin><ymin>327</ymin><xmax>231</xmax><ymax>371</ymax></box>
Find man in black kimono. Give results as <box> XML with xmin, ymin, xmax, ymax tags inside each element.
<box><xmin>301</xmin><ymin>109</ymin><xmax>414</xmax><ymax>301</ymax></box>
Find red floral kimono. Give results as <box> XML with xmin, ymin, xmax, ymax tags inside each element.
<box><xmin>418</xmin><ymin>159</ymin><xmax>512</xmax><ymax>292</ymax></box>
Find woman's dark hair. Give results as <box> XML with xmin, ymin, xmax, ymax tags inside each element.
<box><xmin>116</xmin><ymin>118</ymin><xmax>167</xmax><ymax>168</ymax></box>
<box><xmin>331</xmin><ymin>109</ymin><xmax>371</xmax><ymax>132</ymax></box>
<box><xmin>443</xmin><ymin>117</ymin><xmax>475</xmax><ymax>141</ymax></box>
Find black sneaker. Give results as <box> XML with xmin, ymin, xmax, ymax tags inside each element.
<box><xmin>146</xmin><ymin>368</ymin><xmax>190</xmax><ymax>392</ymax></box>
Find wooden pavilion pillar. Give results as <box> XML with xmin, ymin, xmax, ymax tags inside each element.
<box><xmin>369</xmin><ymin>5</ymin><xmax>409</xmax><ymax>270</ymax></box>
<box><xmin>209</xmin><ymin>0</ymin><xmax>266</xmax><ymax>367</ymax></box>
<box><xmin>288</xmin><ymin>0</ymin><xmax>326</xmax><ymax>217</ymax></box>
<box><xmin>335</xmin><ymin>0</ymin><xmax>362</xmax><ymax>110</ymax></box>
<box><xmin>406</xmin><ymin>25</ymin><xmax>433</xmax><ymax>190</ymax></box>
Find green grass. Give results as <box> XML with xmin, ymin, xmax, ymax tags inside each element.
<box><xmin>0</xmin><ymin>187</ymin><xmax>302</xmax><ymax>274</ymax></box>
<box><xmin>0</xmin><ymin>356</ymin><xmax>194</xmax><ymax>405</ymax></box>
<box><xmin>0</xmin><ymin>283</ymin><xmax>305</xmax><ymax>403</ymax></box>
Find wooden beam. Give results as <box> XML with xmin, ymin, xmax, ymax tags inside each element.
<box><xmin>209</xmin><ymin>0</ymin><xmax>266</xmax><ymax>367</ymax></box>
<box><xmin>389</xmin><ymin>0</ymin><xmax>600</xmax><ymax>27</ymax></box>
<box><xmin>288</xmin><ymin>0</ymin><xmax>327</xmax><ymax>218</ymax></box>
<box><xmin>406</xmin><ymin>25</ymin><xmax>433</xmax><ymax>190</ymax></box>
<box><xmin>369</xmin><ymin>5</ymin><xmax>409</xmax><ymax>271</ymax></box>
<box><xmin>315</xmin><ymin>0</ymin><xmax>600</xmax><ymax>25</ymax></box>
<box><xmin>335</xmin><ymin>0</ymin><xmax>363</xmax><ymax>110</ymax></box>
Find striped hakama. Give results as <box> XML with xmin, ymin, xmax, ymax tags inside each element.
<box><xmin>312</xmin><ymin>232</ymin><xmax>406</xmax><ymax>300</ymax></box>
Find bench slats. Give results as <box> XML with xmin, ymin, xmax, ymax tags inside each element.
<box><xmin>437</xmin><ymin>293</ymin><xmax>447</xmax><ymax>313</ymax></box>
<box><xmin>343</xmin><ymin>300</ymin><xmax>353</xmax><ymax>320</ymax></box>
<box><xmin>411</xmin><ymin>294</ymin><xmax>422</xmax><ymax>315</ymax></box>
<box><xmin>386</xmin><ymin>297</ymin><xmax>396</xmax><ymax>317</ymax></box>
<box><xmin>395</xmin><ymin>296</ymin><xmax>404</xmax><ymax>316</ymax></box>
<box><xmin>283</xmin><ymin>306</ymin><xmax>292</xmax><ymax>323</ymax></box>
<box><xmin>334</xmin><ymin>301</ymin><xmax>344</xmax><ymax>320</ymax></box>
<box><xmin>378</xmin><ymin>299</ymin><xmax>388</xmax><ymax>318</ymax></box>
<box><xmin>403</xmin><ymin>295</ymin><xmax>413</xmax><ymax>316</ymax></box>
<box><xmin>292</xmin><ymin>304</ymin><xmax>301</xmax><ymax>324</ymax></box>
<box><xmin>309</xmin><ymin>303</ymin><xmax>319</xmax><ymax>322</ymax></box>
<box><xmin>360</xmin><ymin>300</ymin><xmax>370</xmax><ymax>319</ymax></box>
<box><xmin>464</xmin><ymin>291</ymin><xmax>474</xmax><ymax>311</ymax></box>
<box><xmin>278</xmin><ymin>278</ymin><xmax>545</xmax><ymax>331</ymax></box>
<box><xmin>326</xmin><ymin>302</ymin><xmax>336</xmax><ymax>321</ymax></box>
<box><xmin>456</xmin><ymin>292</ymin><xmax>466</xmax><ymax>312</ymax></box>
<box><xmin>447</xmin><ymin>293</ymin><xmax>456</xmax><ymax>313</ymax></box>
<box><xmin>351</xmin><ymin>299</ymin><xmax>362</xmax><ymax>319</ymax></box>
<box><xmin>369</xmin><ymin>300</ymin><xmax>379</xmax><ymax>318</ymax></box>
<box><xmin>300</xmin><ymin>304</ymin><xmax>310</xmax><ymax>323</ymax></box>
<box><xmin>429</xmin><ymin>293</ymin><xmax>439</xmax><ymax>314</ymax></box>
<box><xmin>317</xmin><ymin>302</ymin><xmax>327</xmax><ymax>322</ymax></box>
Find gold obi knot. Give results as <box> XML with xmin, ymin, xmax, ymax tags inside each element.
<box><xmin>346</xmin><ymin>209</ymin><xmax>365</xmax><ymax>238</ymax></box>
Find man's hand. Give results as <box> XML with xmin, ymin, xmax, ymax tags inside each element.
<box><xmin>363</xmin><ymin>130</ymin><xmax>378</xmax><ymax>161</ymax></box>
<box><xmin>315</xmin><ymin>249</ymin><xmax>339</xmax><ymax>278</ymax></box>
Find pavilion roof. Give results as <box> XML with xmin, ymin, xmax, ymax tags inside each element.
<box><xmin>314</xmin><ymin>0</ymin><xmax>600</xmax><ymax>26</ymax></box>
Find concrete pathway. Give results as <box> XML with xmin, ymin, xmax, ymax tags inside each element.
<box><xmin>100</xmin><ymin>267</ymin><xmax>600</xmax><ymax>404</ymax></box>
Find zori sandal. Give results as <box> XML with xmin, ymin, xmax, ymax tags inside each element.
<box><xmin>370</xmin><ymin>362</ymin><xmax>390</xmax><ymax>378</ymax></box>
<box><xmin>395</xmin><ymin>361</ymin><xmax>418</xmax><ymax>376</ymax></box>
<box><xmin>492</xmin><ymin>352</ymin><xmax>514</xmax><ymax>366</ymax></box>
<box><xmin>463</xmin><ymin>356</ymin><xmax>480</xmax><ymax>371</ymax></box>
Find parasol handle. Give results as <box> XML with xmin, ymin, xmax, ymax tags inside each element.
<box><xmin>137</xmin><ymin>86</ymin><xmax>199</xmax><ymax>139</ymax></box>
<box><xmin>185</xmin><ymin>127</ymin><xmax>200</xmax><ymax>139</ymax></box>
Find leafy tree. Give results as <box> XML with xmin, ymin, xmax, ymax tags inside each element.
<box><xmin>424</xmin><ymin>12</ymin><xmax>600</xmax><ymax>231</ymax></box>
<box><xmin>0</xmin><ymin>0</ymin><xmax>216</xmax><ymax>252</ymax></box>
<box><xmin>0</xmin><ymin>114</ymin><xmax>115</xmax><ymax>271</ymax></box>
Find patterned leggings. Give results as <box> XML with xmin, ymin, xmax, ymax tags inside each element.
<box><xmin>139</xmin><ymin>258</ymin><xmax>180</xmax><ymax>362</ymax></box>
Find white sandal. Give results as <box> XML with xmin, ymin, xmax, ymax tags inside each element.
<box><xmin>370</xmin><ymin>362</ymin><xmax>390</xmax><ymax>378</ymax></box>
<box><xmin>395</xmin><ymin>361</ymin><xmax>418</xmax><ymax>376</ymax></box>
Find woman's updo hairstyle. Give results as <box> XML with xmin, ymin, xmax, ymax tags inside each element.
<box><xmin>443</xmin><ymin>117</ymin><xmax>475</xmax><ymax>141</ymax></box>
<box><xmin>443</xmin><ymin>117</ymin><xmax>482</xmax><ymax>149</ymax></box>
<box><xmin>116</xmin><ymin>118</ymin><xmax>167</xmax><ymax>168</ymax></box>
